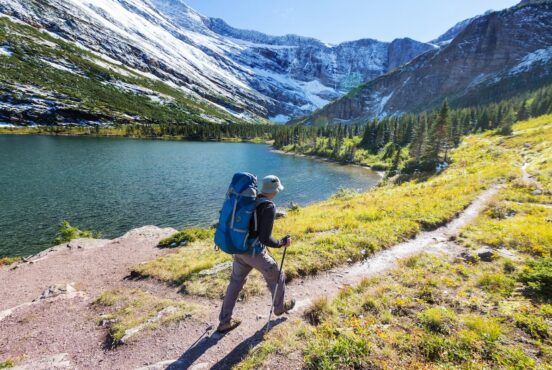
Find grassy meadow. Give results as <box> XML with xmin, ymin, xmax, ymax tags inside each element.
<box><xmin>131</xmin><ymin>115</ymin><xmax>525</xmax><ymax>299</ymax></box>
<box><xmin>235</xmin><ymin>115</ymin><xmax>552</xmax><ymax>369</ymax></box>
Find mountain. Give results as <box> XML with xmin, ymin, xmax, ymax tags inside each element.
<box><xmin>0</xmin><ymin>0</ymin><xmax>435</xmax><ymax>125</ymax></box>
<box><xmin>430</xmin><ymin>12</ymin><xmax>491</xmax><ymax>45</ymax></box>
<box><xmin>297</xmin><ymin>2</ymin><xmax>552</xmax><ymax>125</ymax></box>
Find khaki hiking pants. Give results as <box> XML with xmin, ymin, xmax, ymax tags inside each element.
<box><xmin>219</xmin><ymin>248</ymin><xmax>285</xmax><ymax>325</ymax></box>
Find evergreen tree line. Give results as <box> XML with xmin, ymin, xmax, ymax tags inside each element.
<box><xmin>272</xmin><ymin>83</ymin><xmax>552</xmax><ymax>173</ymax></box>
<box><xmin>120</xmin><ymin>122</ymin><xmax>279</xmax><ymax>141</ymax></box>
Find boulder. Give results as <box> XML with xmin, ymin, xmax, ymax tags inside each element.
<box><xmin>276</xmin><ymin>208</ymin><xmax>287</xmax><ymax>219</ymax></box>
<box><xmin>475</xmin><ymin>248</ymin><xmax>495</xmax><ymax>262</ymax></box>
<box><xmin>38</xmin><ymin>283</ymin><xmax>75</xmax><ymax>300</ymax></box>
<box><xmin>458</xmin><ymin>251</ymin><xmax>478</xmax><ymax>263</ymax></box>
<box><xmin>532</xmin><ymin>188</ymin><xmax>543</xmax><ymax>195</ymax></box>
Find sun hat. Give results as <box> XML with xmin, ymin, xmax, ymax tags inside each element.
<box><xmin>260</xmin><ymin>175</ymin><xmax>284</xmax><ymax>194</ymax></box>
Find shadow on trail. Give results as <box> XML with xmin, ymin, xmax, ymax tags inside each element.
<box><xmin>167</xmin><ymin>318</ymin><xmax>287</xmax><ymax>369</ymax></box>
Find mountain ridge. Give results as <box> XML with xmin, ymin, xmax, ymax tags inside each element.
<box><xmin>0</xmin><ymin>0</ymin><xmax>444</xmax><ymax>124</ymax></box>
<box><xmin>296</xmin><ymin>1</ymin><xmax>552</xmax><ymax>125</ymax></box>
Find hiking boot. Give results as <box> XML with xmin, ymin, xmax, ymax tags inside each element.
<box><xmin>216</xmin><ymin>318</ymin><xmax>241</xmax><ymax>333</ymax></box>
<box><xmin>274</xmin><ymin>299</ymin><xmax>296</xmax><ymax>316</ymax></box>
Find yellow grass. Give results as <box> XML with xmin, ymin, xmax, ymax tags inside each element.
<box><xmin>235</xmin><ymin>114</ymin><xmax>552</xmax><ymax>369</ymax></box>
<box><xmin>134</xmin><ymin>117</ymin><xmax>525</xmax><ymax>298</ymax></box>
<box><xmin>93</xmin><ymin>288</ymin><xmax>200</xmax><ymax>345</ymax></box>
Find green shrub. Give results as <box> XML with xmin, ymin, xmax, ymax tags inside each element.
<box><xmin>514</xmin><ymin>314</ymin><xmax>549</xmax><ymax>340</ymax></box>
<box><xmin>331</xmin><ymin>187</ymin><xmax>359</xmax><ymax>199</ymax></box>
<box><xmin>0</xmin><ymin>256</ymin><xmax>21</xmax><ymax>266</ymax></box>
<box><xmin>304</xmin><ymin>297</ymin><xmax>335</xmax><ymax>326</ymax></box>
<box><xmin>0</xmin><ymin>360</ymin><xmax>15</xmax><ymax>369</ymax></box>
<box><xmin>53</xmin><ymin>220</ymin><xmax>99</xmax><ymax>244</ymax></box>
<box><xmin>503</xmin><ymin>259</ymin><xmax>516</xmax><ymax>274</ymax></box>
<box><xmin>418</xmin><ymin>307</ymin><xmax>456</xmax><ymax>334</ymax></box>
<box><xmin>158</xmin><ymin>228</ymin><xmax>213</xmax><ymax>248</ymax></box>
<box><xmin>464</xmin><ymin>315</ymin><xmax>501</xmax><ymax>342</ymax></box>
<box><xmin>419</xmin><ymin>334</ymin><xmax>471</xmax><ymax>363</ymax></box>
<box><xmin>519</xmin><ymin>258</ymin><xmax>552</xmax><ymax>300</ymax></box>
<box><xmin>305</xmin><ymin>332</ymin><xmax>371</xmax><ymax>369</ymax></box>
<box><xmin>478</xmin><ymin>273</ymin><xmax>516</xmax><ymax>296</ymax></box>
<box><xmin>494</xmin><ymin>346</ymin><xmax>535</xmax><ymax>369</ymax></box>
<box><xmin>288</xmin><ymin>202</ymin><xmax>301</xmax><ymax>213</ymax></box>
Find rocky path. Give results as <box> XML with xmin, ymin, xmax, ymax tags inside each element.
<box><xmin>0</xmin><ymin>186</ymin><xmax>499</xmax><ymax>370</ymax></box>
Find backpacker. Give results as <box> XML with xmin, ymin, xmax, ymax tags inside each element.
<box><xmin>214</xmin><ymin>172</ymin><xmax>269</xmax><ymax>254</ymax></box>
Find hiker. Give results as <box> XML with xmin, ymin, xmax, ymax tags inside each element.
<box><xmin>217</xmin><ymin>175</ymin><xmax>295</xmax><ymax>333</ymax></box>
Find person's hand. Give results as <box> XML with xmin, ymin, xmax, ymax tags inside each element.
<box><xmin>283</xmin><ymin>235</ymin><xmax>292</xmax><ymax>247</ymax></box>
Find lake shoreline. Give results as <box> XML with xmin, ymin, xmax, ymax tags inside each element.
<box><xmin>271</xmin><ymin>148</ymin><xmax>386</xmax><ymax>178</ymax></box>
<box><xmin>0</xmin><ymin>127</ymin><xmax>269</xmax><ymax>144</ymax></box>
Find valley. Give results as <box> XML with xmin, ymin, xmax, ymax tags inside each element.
<box><xmin>1</xmin><ymin>1</ymin><xmax>551</xmax><ymax>369</ymax></box>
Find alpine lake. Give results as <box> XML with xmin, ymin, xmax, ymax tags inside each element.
<box><xmin>0</xmin><ymin>134</ymin><xmax>381</xmax><ymax>257</ymax></box>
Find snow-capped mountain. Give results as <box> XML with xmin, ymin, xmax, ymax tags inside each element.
<box><xmin>0</xmin><ymin>0</ymin><xmax>434</xmax><ymax>123</ymax></box>
<box><xmin>298</xmin><ymin>1</ymin><xmax>552</xmax><ymax>125</ymax></box>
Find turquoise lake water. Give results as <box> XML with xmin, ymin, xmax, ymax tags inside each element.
<box><xmin>0</xmin><ymin>135</ymin><xmax>381</xmax><ymax>257</ymax></box>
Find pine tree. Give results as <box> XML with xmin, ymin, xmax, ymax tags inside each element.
<box><xmin>410</xmin><ymin>115</ymin><xmax>428</xmax><ymax>162</ymax></box>
<box><xmin>424</xmin><ymin>100</ymin><xmax>450</xmax><ymax>163</ymax></box>
<box><xmin>518</xmin><ymin>100</ymin><xmax>531</xmax><ymax>121</ymax></box>
<box><xmin>498</xmin><ymin>108</ymin><xmax>515</xmax><ymax>136</ymax></box>
<box><xmin>389</xmin><ymin>147</ymin><xmax>402</xmax><ymax>176</ymax></box>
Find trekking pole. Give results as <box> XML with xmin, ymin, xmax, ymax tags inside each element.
<box><xmin>265</xmin><ymin>237</ymin><xmax>290</xmax><ymax>335</ymax></box>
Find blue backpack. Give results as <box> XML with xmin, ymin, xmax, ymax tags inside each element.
<box><xmin>214</xmin><ymin>172</ymin><xmax>268</xmax><ymax>254</ymax></box>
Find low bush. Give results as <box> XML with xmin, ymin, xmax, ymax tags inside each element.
<box><xmin>519</xmin><ymin>258</ymin><xmax>552</xmax><ymax>300</ymax></box>
<box><xmin>0</xmin><ymin>256</ymin><xmax>21</xmax><ymax>266</ymax></box>
<box><xmin>158</xmin><ymin>228</ymin><xmax>213</xmax><ymax>248</ymax></box>
<box><xmin>53</xmin><ymin>220</ymin><xmax>100</xmax><ymax>244</ymax></box>
<box><xmin>514</xmin><ymin>314</ymin><xmax>549</xmax><ymax>340</ymax></box>
<box><xmin>417</xmin><ymin>307</ymin><xmax>456</xmax><ymax>334</ymax></box>
<box><xmin>478</xmin><ymin>273</ymin><xmax>516</xmax><ymax>296</ymax></box>
<box><xmin>464</xmin><ymin>315</ymin><xmax>501</xmax><ymax>342</ymax></box>
<box><xmin>303</xmin><ymin>297</ymin><xmax>335</xmax><ymax>326</ymax></box>
<box><xmin>0</xmin><ymin>360</ymin><xmax>15</xmax><ymax>369</ymax></box>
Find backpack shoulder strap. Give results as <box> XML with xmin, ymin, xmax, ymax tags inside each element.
<box><xmin>253</xmin><ymin>197</ymin><xmax>273</xmax><ymax>232</ymax></box>
<box><xmin>256</xmin><ymin>197</ymin><xmax>272</xmax><ymax>207</ymax></box>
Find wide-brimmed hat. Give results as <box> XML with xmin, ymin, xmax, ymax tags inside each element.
<box><xmin>260</xmin><ymin>175</ymin><xmax>284</xmax><ymax>194</ymax></box>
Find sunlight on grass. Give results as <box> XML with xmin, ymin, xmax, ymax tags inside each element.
<box><xmin>235</xmin><ymin>115</ymin><xmax>552</xmax><ymax>369</ymax></box>
<box><xmin>133</xmin><ymin>116</ymin><xmax>532</xmax><ymax>298</ymax></box>
<box><xmin>93</xmin><ymin>288</ymin><xmax>200</xmax><ymax>345</ymax></box>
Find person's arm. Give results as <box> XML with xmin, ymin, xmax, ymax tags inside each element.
<box><xmin>257</xmin><ymin>203</ymin><xmax>285</xmax><ymax>248</ymax></box>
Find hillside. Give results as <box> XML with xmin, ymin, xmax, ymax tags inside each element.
<box><xmin>237</xmin><ymin>114</ymin><xmax>552</xmax><ymax>369</ymax></box>
<box><xmin>1</xmin><ymin>111</ymin><xmax>550</xmax><ymax>368</ymax></box>
<box><xmin>0</xmin><ymin>16</ymin><xmax>256</xmax><ymax>126</ymax></box>
<box><xmin>298</xmin><ymin>1</ymin><xmax>552</xmax><ymax>125</ymax></box>
<box><xmin>0</xmin><ymin>0</ymin><xmax>435</xmax><ymax>123</ymax></box>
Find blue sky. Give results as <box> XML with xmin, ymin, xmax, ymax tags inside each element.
<box><xmin>184</xmin><ymin>0</ymin><xmax>519</xmax><ymax>44</ymax></box>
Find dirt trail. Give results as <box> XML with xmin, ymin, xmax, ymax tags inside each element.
<box><xmin>1</xmin><ymin>186</ymin><xmax>499</xmax><ymax>370</ymax></box>
<box><xmin>135</xmin><ymin>185</ymin><xmax>500</xmax><ymax>370</ymax></box>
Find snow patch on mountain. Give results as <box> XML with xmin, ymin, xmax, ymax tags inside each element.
<box><xmin>0</xmin><ymin>45</ymin><xmax>12</xmax><ymax>57</ymax></box>
<box><xmin>270</xmin><ymin>114</ymin><xmax>291</xmax><ymax>124</ymax></box>
<box><xmin>378</xmin><ymin>92</ymin><xmax>394</xmax><ymax>114</ymax></box>
<box><xmin>510</xmin><ymin>46</ymin><xmax>552</xmax><ymax>74</ymax></box>
<box><xmin>105</xmin><ymin>80</ymin><xmax>174</xmax><ymax>105</ymax></box>
<box><xmin>41</xmin><ymin>58</ymin><xmax>86</xmax><ymax>76</ymax></box>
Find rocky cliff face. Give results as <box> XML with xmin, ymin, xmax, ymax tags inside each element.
<box><xmin>299</xmin><ymin>2</ymin><xmax>552</xmax><ymax>125</ymax></box>
<box><xmin>0</xmin><ymin>0</ymin><xmax>434</xmax><ymax>123</ymax></box>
